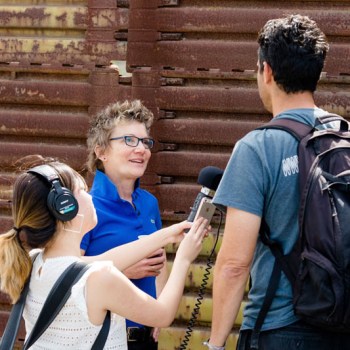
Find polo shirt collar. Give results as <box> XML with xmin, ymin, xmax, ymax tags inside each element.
<box><xmin>91</xmin><ymin>170</ymin><xmax>140</xmax><ymax>202</ymax></box>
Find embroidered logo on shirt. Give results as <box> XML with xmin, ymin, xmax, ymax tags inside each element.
<box><xmin>282</xmin><ymin>155</ymin><xmax>299</xmax><ymax>176</ymax></box>
<box><xmin>150</xmin><ymin>219</ymin><xmax>155</xmax><ymax>224</ymax></box>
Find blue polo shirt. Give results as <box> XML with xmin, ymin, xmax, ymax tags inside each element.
<box><xmin>81</xmin><ymin>170</ymin><xmax>162</xmax><ymax>328</ymax></box>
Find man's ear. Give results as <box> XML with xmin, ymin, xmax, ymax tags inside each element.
<box><xmin>263</xmin><ymin>62</ymin><xmax>273</xmax><ymax>84</ymax></box>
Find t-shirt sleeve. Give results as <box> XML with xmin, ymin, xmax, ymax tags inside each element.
<box><xmin>213</xmin><ymin>139</ymin><xmax>265</xmax><ymax>217</ymax></box>
<box><xmin>80</xmin><ymin>230</ymin><xmax>92</xmax><ymax>251</ymax></box>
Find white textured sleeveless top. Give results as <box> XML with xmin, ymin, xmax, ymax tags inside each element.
<box><xmin>23</xmin><ymin>252</ymin><xmax>127</xmax><ymax>349</ymax></box>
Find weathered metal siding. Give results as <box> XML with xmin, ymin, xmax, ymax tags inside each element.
<box><xmin>0</xmin><ymin>0</ymin><xmax>129</xmax><ymax>66</ymax></box>
<box><xmin>0</xmin><ymin>63</ymin><xmax>132</xmax><ymax>346</ymax></box>
<box><xmin>1</xmin><ymin>1</ymin><xmax>350</xmax><ymax>349</ymax></box>
<box><xmin>127</xmin><ymin>1</ymin><xmax>350</xmax><ymax>349</ymax></box>
<box><xmin>0</xmin><ymin>1</ymin><xmax>131</xmax><ymax>347</ymax></box>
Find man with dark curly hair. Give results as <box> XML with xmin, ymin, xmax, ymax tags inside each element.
<box><xmin>205</xmin><ymin>14</ymin><xmax>350</xmax><ymax>350</ymax></box>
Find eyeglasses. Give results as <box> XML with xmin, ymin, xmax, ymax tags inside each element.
<box><xmin>109</xmin><ymin>135</ymin><xmax>155</xmax><ymax>149</ymax></box>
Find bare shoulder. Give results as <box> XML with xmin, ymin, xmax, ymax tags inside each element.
<box><xmin>84</xmin><ymin>262</ymin><xmax>123</xmax><ymax>324</ymax></box>
<box><xmin>86</xmin><ymin>262</ymin><xmax>125</xmax><ymax>291</ymax></box>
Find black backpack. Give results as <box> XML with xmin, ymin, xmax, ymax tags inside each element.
<box><xmin>250</xmin><ymin>114</ymin><xmax>350</xmax><ymax>349</ymax></box>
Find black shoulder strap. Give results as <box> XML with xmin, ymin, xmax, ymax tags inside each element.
<box><xmin>317</xmin><ymin>113</ymin><xmax>349</xmax><ymax>131</ymax></box>
<box><xmin>250</xmin><ymin>260</ymin><xmax>282</xmax><ymax>350</ymax></box>
<box><xmin>23</xmin><ymin>260</ymin><xmax>110</xmax><ymax>349</ymax></box>
<box><xmin>257</xmin><ymin>114</ymin><xmax>349</xmax><ymax>141</ymax></box>
<box><xmin>256</xmin><ymin>118</ymin><xmax>313</xmax><ymax>141</ymax></box>
<box><xmin>91</xmin><ymin>310</ymin><xmax>111</xmax><ymax>350</ymax></box>
<box><xmin>0</xmin><ymin>253</ymin><xmax>40</xmax><ymax>350</ymax></box>
<box><xmin>23</xmin><ymin>261</ymin><xmax>90</xmax><ymax>349</ymax></box>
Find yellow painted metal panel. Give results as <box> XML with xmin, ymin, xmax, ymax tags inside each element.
<box><xmin>159</xmin><ymin>326</ymin><xmax>239</xmax><ymax>350</ymax></box>
<box><xmin>0</xmin><ymin>2</ymin><xmax>126</xmax><ymax>65</ymax></box>
<box><xmin>175</xmin><ymin>295</ymin><xmax>245</xmax><ymax>325</ymax></box>
<box><xmin>0</xmin><ymin>6</ymin><xmax>87</xmax><ymax>29</ymax></box>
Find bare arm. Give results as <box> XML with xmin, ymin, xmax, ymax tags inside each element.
<box><xmin>81</xmin><ymin>221</ymin><xmax>191</xmax><ymax>271</ymax></box>
<box><xmin>156</xmin><ymin>250</ymin><xmax>168</xmax><ymax>296</ymax></box>
<box><xmin>209</xmin><ymin>207</ymin><xmax>260</xmax><ymax>347</ymax></box>
<box><xmin>152</xmin><ymin>251</ymin><xmax>169</xmax><ymax>341</ymax></box>
<box><xmin>86</xmin><ymin>218</ymin><xmax>208</xmax><ymax>327</ymax></box>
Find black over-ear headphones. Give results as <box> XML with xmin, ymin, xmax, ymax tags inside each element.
<box><xmin>27</xmin><ymin>164</ymin><xmax>79</xmax><ymax>222</ymax></box>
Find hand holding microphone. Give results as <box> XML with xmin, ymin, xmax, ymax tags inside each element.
<box><xmin>187</xmin><ymin>166</ymin><xmax>223</xmax><ymax>223</ymax></box>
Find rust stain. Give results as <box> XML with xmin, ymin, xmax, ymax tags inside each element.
<box><xmin>74</xmin><ymin>11</ymin><xmax>87</xmax><ymax>26</ymax></box>
<box><xmin>56</xmin><ymin>12</ymin><xmax>68</xmax><ymax>22</ymax></box>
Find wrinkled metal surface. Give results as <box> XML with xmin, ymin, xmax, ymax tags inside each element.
<box><xmin>1</xmin><ymin>1</ymin><xmax>350</xmax><ymax>349</ymax></box>
<box><xmin>127</xmin><ymin>3</ymin><xmax>350</xmax><ymax>349</ymax></box>
<box><xmin>0</xmin><ymin>1</ymin><xmax>128</xmax><ymax>66</ymax></box>
<box><xmin>0</xmin><ymin>63</ymin><xmax>130</xmax><ymax>229</ymax></box>
<box><xmin>127</xmin><ymin>4</ymin><xmax>350</xmax><ymax>75</ymax></box>
<box><xmin>134</xmin><ymin>68</ymin><xmax>350</xmax><ymax>218</ymax></box>
<box><xmin>0</xmin><ymin>61</ymin><xmax>131</xmax><ymax>343</ymax></box>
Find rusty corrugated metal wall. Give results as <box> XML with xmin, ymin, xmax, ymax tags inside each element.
<box><xmin>126</xmin><ymin>2</ymin><xmax>350</xmax><ymax>349</ymax></box>
<box><xmin>0</xmin><ymin>1</ymin><xmax>132</xmax><ymax>347</ymax></box>
<box><xmin>1</xmin><ymin>1</ymin><xmax>350</xmax><ymax>349</ymax></box>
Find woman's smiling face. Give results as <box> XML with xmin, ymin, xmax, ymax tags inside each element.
<box><xmin>101</xmin><ymin>120</ymin><xmax>152</xmax><ymax>182</ymax></box>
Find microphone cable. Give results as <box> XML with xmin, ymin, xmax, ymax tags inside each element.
<box><xmin>179</xmin><ymin>209</ymin><xmax>224</xmax><ymax>350</ymax></box>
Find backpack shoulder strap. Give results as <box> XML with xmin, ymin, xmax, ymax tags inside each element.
<box><xmin>316</xmin><ymin>113</ymin><xmax>349</xmax><ymax>131</ymax></box>
<box><xmin>256</xmin><ymin>118</ymin><xmax>313</xmax><ymax>141</ymax></box>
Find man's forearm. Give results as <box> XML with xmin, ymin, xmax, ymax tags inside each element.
<box><xmin>210</xmin><ymin>263</ymin><xmax>250</xmax><ymax>346</ymax></box>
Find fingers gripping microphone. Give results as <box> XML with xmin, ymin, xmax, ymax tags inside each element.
<box><xmin>187</xmin><ymin>166</ymin><xmax>223</xmax><ymax>222</ymax></box>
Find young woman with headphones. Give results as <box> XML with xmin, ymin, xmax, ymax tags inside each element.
<box><xmin>0</xmin><ymin>157</ymin><xmax>209</xmax><ymax>349</ymax></box>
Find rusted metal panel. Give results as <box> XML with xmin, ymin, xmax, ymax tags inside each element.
<box><xmin>0</xmin><ymin>61</ymin><xmax>132</xmax><ymax>343</ymax></box>
<box><xmin>129</xmin><ymin>39</ymin><xmax>350</xmax><ymax>75</ymax></box>
<box><xmin>129</xmin><ymin>7</ymin><xmax>350</xmax><ymax>37</ymax></box>
<box><xmin>154</xmin><ymin>118</ymin><xmax>260</xmax><ymax>146</ymax></box>
<box><xmin>0</xmin><ymin>0</ymin><xmax>128</xmax><ymax>66</ymax></box>
<box><xmin>0</xmin><ymin>64</ymin><xmax>130</xmax><ymax>171</ymax></box>
<box><xmin>127</xmin><ymin>4</ymin><xmax>350</xmax><ymax>75</ymax></box>
<box><xmin>1</xmin><ymin>1</ymin><xmax>350</xmax><ymax>349</ymax></box>
<box><xmin>0</xmin><ymin>2</ymin><xmax>132</xmax><ymax>346</ymax></box>
<box><xmin>127</xmin><ymin>3</ymin><xmax>350</xmax><ymax>346</ymax></box>
<box><xmin>132</xmin><ymin>69</ymin><xmax>350</xmax><ymax>216</ymax></box>
<box><xmin>133</xmin><ymin>64</ymin><xmax>350</xmax><ymax>350</ymax></box>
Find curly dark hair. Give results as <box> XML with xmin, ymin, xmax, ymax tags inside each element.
<box><xmin>257</xmin><ymin>14</ymin><xmax>329</xmax><ymax>93</ymax></box>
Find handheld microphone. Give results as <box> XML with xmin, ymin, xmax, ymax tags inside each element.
<box><xmin>187</xmin><ymin>166</ymin><xmax>223</xmax><ymax>222</ymax></box>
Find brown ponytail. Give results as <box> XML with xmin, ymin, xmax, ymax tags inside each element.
<box><xmin>0</xmin><ymin>228</ymin><xmax>31</xmax><ymax>303</ymax></box>
<box><xmin>0</xmin><ymin>170</ymin><xmax>57</xmax><ymax>303</ymax></box>
<box><xmin>0</xmin><ymin>159</ymin><xmax>84</xmax><ymax>303</ymax></box>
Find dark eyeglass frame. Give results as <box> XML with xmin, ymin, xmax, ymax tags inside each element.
<box><xmin>109</xmin><ymin>135</ymin><xmax>155</xmax><ymax>149</ymax></box>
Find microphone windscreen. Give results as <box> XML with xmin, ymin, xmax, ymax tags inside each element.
<box><xmin>197</xmin><ymin>166</ymin><xmax>223</xmax><ymax>191</ymax></box>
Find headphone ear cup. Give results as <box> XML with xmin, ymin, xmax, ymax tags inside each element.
<box><xmin>47</xmin><ymin>187</ymin><xmax>79</xmax><ymax>222</ymax></box>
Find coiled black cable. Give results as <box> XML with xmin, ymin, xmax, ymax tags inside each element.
<box><xmin>179</xmin><ymin>210</ymin><xmax>224</xmax><ymax>350</ymax></box>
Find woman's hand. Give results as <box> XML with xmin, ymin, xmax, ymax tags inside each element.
<box><xmin>175</xmin><ymin>217</ymin><xmax>210</xmax><ymax>264</ymax></box>
<box><xmin>163</xmin><ymin>220</ymin><xmax>193</xmax><ymax>245</ymax></box>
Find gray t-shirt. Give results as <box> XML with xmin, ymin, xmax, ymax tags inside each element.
<box><xmin>213</xmin><ymin>108</ymin><xmax>328</xmax><ymax>331</ymax></box>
